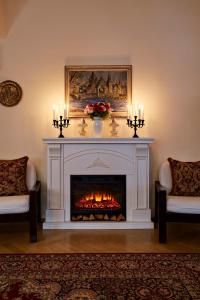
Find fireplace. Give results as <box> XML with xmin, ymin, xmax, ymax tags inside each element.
<box><xmin>70</xmin><ymin>175</ymin><xmax>126</xmax><ymax>221</ymax></box>
<box><xmin>43</xmin><ymin>138</ymin><xmax>154</xmax><ymax>229</ymax></box>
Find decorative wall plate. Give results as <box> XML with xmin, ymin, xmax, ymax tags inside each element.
<box><xmin>0</xmin><ymin>80</ymin><xmax>22</xmax><ymax>106</ymax></box>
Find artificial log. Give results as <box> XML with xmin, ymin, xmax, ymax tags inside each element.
<box><xmin>104</xmin><ymin>214</ymin><xmax>109</xmax><ymax>220</ymax></box>
<box><xmin>71</xmin><ymin>213</ymin><xmax>126</xmax><ymax>221</ymax></box>
<box><xmin>110</xmin><ymin>215</ymin><xmax>117</xmax><ymax>221</ymax></box>
<box><xmin>116</xmin><ymin>214</ymin><xmax>125</xmax><ymax>221</ymax></box>
<box><xmin>89</xmin><ymin>214</ymin><xmax>95</xmax><ymax>221</ymax></box>
<box><xmin>72</xmin><ymin>215</ymin><xmax>83</xmax><ymax>221</ymax></box>
<box><xmin>95</xmin><ymin>214</ymin><xmax>104</xmax><ymax>220</ymax></box>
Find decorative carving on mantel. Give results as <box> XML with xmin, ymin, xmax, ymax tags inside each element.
<box><xmin>86</xmin><ymin>157</ymin><xmax>110</xmax><ymax>169</ymax></box>
<box><xmin>136</xmin><ymin>144</ymin><xmax>148</xmax><ymax>157</ymax></box>
<box><xmin>64</xmin><ymin>149</ymin><xmax>131</xmax><ymax>164</ymax></box>
<box><xmin>49</xmin><ymin>144</ymin><xmax>61</xmax><ymax>158</ymax></box>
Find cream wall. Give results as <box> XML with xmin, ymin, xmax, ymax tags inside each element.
<box><xmin>0</xmin><ymin>0</ymin><xmax>200</xmax><ymax>214</ymax></box>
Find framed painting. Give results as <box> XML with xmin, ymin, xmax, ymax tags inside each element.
<box><xmin>65</xmin><ymin>65</ymin><xmax>132</xmax><ymax>117</ymax></box>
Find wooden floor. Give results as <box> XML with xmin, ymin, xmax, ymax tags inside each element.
<box><xmin>0</xmin><ymin>223</ymin><xmax>199</xmax><ymax>253</ymax></box>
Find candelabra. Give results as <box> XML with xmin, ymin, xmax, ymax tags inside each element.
<box><xmin>53</xmin><ymin>116</ymin><xmax>70</xmax><ymax>138</ymax></box>
<box><xmin>127</xmin><ymin>116</ymin><xmax>144</xmax><ymax>138</ymax></box>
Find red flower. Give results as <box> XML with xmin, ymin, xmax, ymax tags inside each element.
<box><xmin>97</xmin><ymin>105</ymin><xmax>106</xmax><ymax>112</ymax></box>
<box><xmin>84</xmin><ymin>103</ymin><xmax>94</xmax><ymax>114</ymax></box>
<box><xmin>85</xmin><ymin>101</ymin><xmax>111</xmax><ymax>119</ymax></box>
<box><xmin>105</xmin><ymin>103</ymin><xmax>110</xmax><ymax>109</ymax></box>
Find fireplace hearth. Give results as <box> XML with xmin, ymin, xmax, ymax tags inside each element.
<box><xmin>71</xmin><ymin>175</ymin><xmax>126</xmax><ymax>221</ymax></box>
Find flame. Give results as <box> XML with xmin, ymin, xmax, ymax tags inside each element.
<box><xmin>95</xmin><ymin>193</ymin><xmax>102</xmax><ymax>202</ymax></box>
<box><xmin>75</xmin><ymin>192</ymin><xmax>121</xmax><ymax>210</ymax></box>
<box><xmin>81</xmin><ymin>193</ymin><xmax>114</xmax><ymax>202</ymax></box>
<box><xmin>75</xmin><ymin>192</ymin><xmax>121</xmax><ymax>209</ymax></box>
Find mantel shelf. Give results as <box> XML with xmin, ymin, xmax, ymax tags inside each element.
<box><xmin>43</xmin><ymin>137</ymin><xmax>154</xmax><ymax>144</ymax></box>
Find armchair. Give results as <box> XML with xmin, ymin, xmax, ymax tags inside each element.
<box><xmin>155</xmin><ymin>159</ymin><xmax>200</xmax><ymax>243</ymax></box>
<box><xmin>0</xmin><ymin>158</ymin><xmax>41</xmax><ymax>242</ymax></box>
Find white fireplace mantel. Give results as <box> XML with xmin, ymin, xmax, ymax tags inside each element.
<box><xmin>43</xmin><ymin>137</ymin><xmax>154</xmax><ymax>229</ymax></box>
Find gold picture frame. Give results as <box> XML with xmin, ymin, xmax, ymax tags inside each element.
<box><xmin>65</xmin><ymin>65</ymin><xmax>132</xmax><ymax>117</ymax></box>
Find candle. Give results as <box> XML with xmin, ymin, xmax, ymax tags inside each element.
<box><xmin>130</xmin><ymin>104</ymin><xmax>133</xmax><ymax>119</ymax></box>
<box><xmin>66</xmin><ymin>104</ymin><xmax>69</xmax><ymax>119</ymax></box>
<box><xmin>138</xmin><ymin>104</ymin><xmax>141</xmax><ymax>119</ymax></box>
<box><xmin>127</xmin><ymin>104</ymin><xmax>130</xmax><ymax>119</ymax></box>
<box><xmin>64</xmin><ymin>104</ymin><xmax>67</xmax><ymax>119</ymax></box>
<box><xmin>130</xmin><ymin>104</ymin><xmax>134</xmax><ymax>120</ymax></box>
<box><xmin>53</xmin><ymin>104</ymin><xmax>56</xmax><ymax>120</ymax></box>
<box><xmin>56</xmin><ymin>105</ymin><xmax>59</xmax><ymax>120</ymax></box>
<box><xmin>141</xmin><ymin>104</ymin><xmax>144</xmax><ymax>120</ymax></box>
<box><xmin>142</xmin><ymin>105</ymin><xmax>144</xmax><ymax>120</ymax></box>
<box><xmin>133</xmin><ymin>103</ymin><xmax>138</xmax><ymax>117</ymax></box>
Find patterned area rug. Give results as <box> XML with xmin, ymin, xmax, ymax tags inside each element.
<box><xmin>0</xmin><ymin>253</ymin><xmax>200</xmax><ymax>299</ymax></box>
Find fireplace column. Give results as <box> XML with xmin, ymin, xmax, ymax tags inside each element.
<box><xmin>45</xmin><ymin>143</ymin><xmax>65</xmax><ymax>222</ymax></box>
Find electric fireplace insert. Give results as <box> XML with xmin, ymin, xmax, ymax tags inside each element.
<box><xmin>70</xmin><ymin>175</ymin><xmax>126</xmax><ymax>221</ymax></box>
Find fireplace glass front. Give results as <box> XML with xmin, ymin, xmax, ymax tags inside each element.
<box><xmin>70</xmin><ymin>175</ymin><xmax>126</xmax><ymax>221</ymax></box>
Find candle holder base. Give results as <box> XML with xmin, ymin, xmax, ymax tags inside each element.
<box><xmin>53</xmin><ymin>116</ymin><xmax>70</xmax><ymax>138</ymax></box>
<box><xmin>127</xmin><ymin>116</ymin><xmax>144</xmax><ymax>138</ymax></box>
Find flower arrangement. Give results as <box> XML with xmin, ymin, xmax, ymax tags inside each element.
<box><xmin>84</xmin><ymin>102</ymin><xmax>111</xmax><ymax>119</ymax></box>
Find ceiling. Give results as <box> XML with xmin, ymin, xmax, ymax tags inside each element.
<box><xmin>0</xmin><ymin>0</ymin><xmax>27</xmax><ymax>38</ymax></box>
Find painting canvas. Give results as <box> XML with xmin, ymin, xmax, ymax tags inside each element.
<box><xmin>65</xmin><ymin>65</ymin><xmax>132</xmax><ymax>117</ymax></box>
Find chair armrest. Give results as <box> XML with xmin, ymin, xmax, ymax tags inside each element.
<box><xmin>29</xmin><ymin>181</ymin><xmax>41</xmax><ymax>193</ymax></box>
<box><xmin>155</xmin><ymin>180</ymin><xmax>167</xmax><ymax>192</ymax></box>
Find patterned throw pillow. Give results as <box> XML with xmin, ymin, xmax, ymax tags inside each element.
<box><xmin>0</xmin><ymin>156</ymin><xmax>29</xmax><ymax>196</ymax></box>
<box><xmin>168</xmin><ymin>157</ymin><xmax>200</xmax><ymax>196</ymax></box>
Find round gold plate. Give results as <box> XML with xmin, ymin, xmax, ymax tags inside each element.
<box><xmin>0</xmin><ymin>80</ymin><xmax>22</xmax><ymax>106</ymax></box>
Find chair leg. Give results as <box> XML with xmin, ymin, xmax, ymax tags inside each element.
<box><xmin>154</xmin><ymin>184</ymin><xmax>159</xmax><ymax>228</ymax></box>
<box><xmin>37</xmin><ymin>186</ymin><xmax>41</xmax><ymax>223</ymax></box>
<box><xmin>29</xmin><ymin>185</ymin><xmax>39</xmax><ymax>243</ymax></box>
<box><xmin>29</xmin><ymin>198</ymin><xmax>37</xmax><ymax>243</ymax></box>
<box><xmin>157</xmin><ymin>188</ymin><xmax>167</xmax><ymax>243</ymax></box>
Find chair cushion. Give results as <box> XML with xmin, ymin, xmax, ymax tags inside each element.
<box><xmin>159</xmin><ymin>160</ymin><xmax>172</xmax><ymax>194</ymax></box>
<box><xmin>0</xmin><ymin>195</ymin><xmax>29</xmax><ymax>214</ymax></box>
<box><xmin>0</xmin><ymin>156</ymin><xmax>29</xmax><ymax>196</ymax></box>
<box><xmin>168</xmin><ymin>157</ymin><xmax>200</xmax><ymax>196</ymax></box>
<box><xmin>167</xmin><ymin>195</ymin><xmax>200</xmax><ymax>214</ymax></box>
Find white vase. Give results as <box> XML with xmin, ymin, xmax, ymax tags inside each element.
<box><xmin>93</xmin><ymin>117</ymin><xmax>103</xmax><ymax>137</ymax></box>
